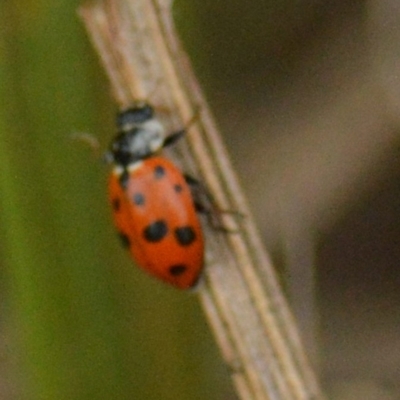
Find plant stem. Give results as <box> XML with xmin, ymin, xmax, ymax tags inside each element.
<box><xmin>79</xmin><ymin>1</ymin><xmax>326</xmax><ymax>398</ymax></box>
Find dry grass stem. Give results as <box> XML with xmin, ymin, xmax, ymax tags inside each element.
<box><xmin>79</xmin><ymin>1</ymin><xmax>326</xmax><ymax>399</ymax></box>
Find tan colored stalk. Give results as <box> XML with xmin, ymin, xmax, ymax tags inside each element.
<box><xmin>79</xmin><ymin>1</ymin><xmax>326</xmax><ymax>399</ymax></box>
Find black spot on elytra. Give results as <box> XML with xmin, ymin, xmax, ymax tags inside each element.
<box><xmin>169</xmin><ymin>264</ymin><xmax>187</xmax><ymax>276</ymax></box>
<box><xmin>112</xmin><ymin>198</ymin><xmax>121</xmax><ymax>211</ymax></box>
<box><xmin>143</xmin><ymin>220</ymin><xmax>168</xmax><ymax>242</ymax></box>
<box><xmin>174</xmin><ymin>184</ymin><xmax>183</xmax><ymax>193</ymax></box>
<box><xmin>132</xmin><ymin>192</ymin><xmax>145</xmax><ymax>206</ymax></box>
<box><xmin>154</xmin><ymin>165</ymin><xmax>165</xmax><ymax>179</ymax></box>
<box><xmin>117</xmin><ymin>231</ymin><xmax>131</xmax><ymax>248</ymax></box>
<box><xmin>175</xmin><ymin>226</ymin><xmax>196</xmax><ymax>246</ymax></box>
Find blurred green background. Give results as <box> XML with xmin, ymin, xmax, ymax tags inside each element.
<box><xmin>0</xmin><ymin>1</ymin><xmax>235</xmax><ymax>399</ymax></box>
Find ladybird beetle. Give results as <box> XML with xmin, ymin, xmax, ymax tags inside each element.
<box><xmin>106</xmin><ymin>102</ymin><xmax>204</xmax><ymax>289</ymax></box>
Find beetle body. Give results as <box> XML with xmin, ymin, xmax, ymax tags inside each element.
<box><xmin>107</xmin><ymin>103</ymin><xmax>204</xmax><ymax>289</ymax></box>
